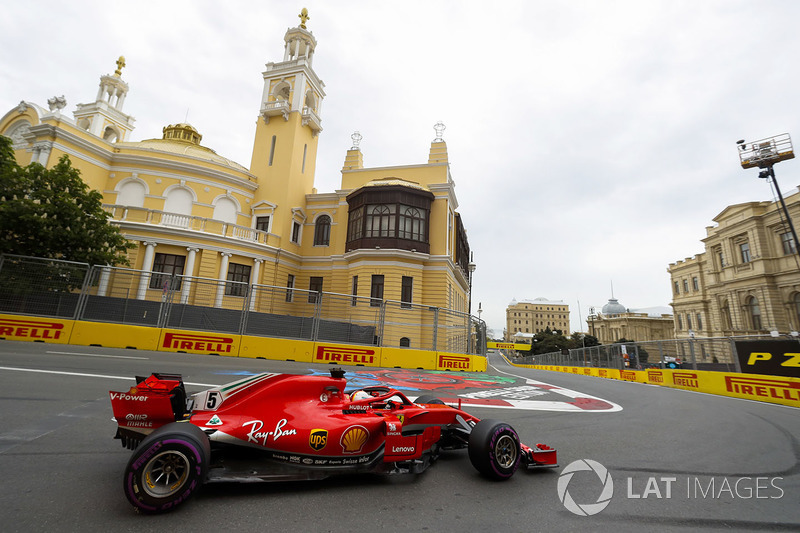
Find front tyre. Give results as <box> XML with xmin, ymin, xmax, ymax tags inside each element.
<box><xmin>468</xmin><ymin>419</ymin><xmax>521</xmax><ymax>480</ymax></box>
<box><xmin>123</xmin><ymin>422</ymin><xmax>210</xmax><ymax>514</ymax></box>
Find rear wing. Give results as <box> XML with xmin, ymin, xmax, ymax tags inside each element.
<box><xmin>109</xmin><ymin>373</ymin><xmax>190</xmax><ymax>449</ymax></box>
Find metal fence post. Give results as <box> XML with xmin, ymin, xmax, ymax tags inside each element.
<box><xmin>311</xmin><ymin>292</ymin><xmax>322</xmax><ymax>341</ymax></box>
<box><xmin>378</xmin><ymin>301</ymin><xmax>386</xmax><ymax>347</ymax></box>
<box><xmin>729</xmin><ymin>337</ymin><xmax>742</xmax><ymax>373</ymax></box>
<box><xmin>430</xmin><ymin>307</ymin><xmax>439</xmax><ymax>351</ymax></box>
<box><xmin>75</xmin><ymin>265</ymin><xmax>96</xmax><ymax>321</ymax></box>
<box><xmin>689</xmin><ymin>338</ymin><xmax>698</xmax><ymax>370</ymax></box>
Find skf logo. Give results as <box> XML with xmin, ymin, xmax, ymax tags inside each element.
<box><xmin>438</xmin><ymin>355</ymin><xmax>470</xmax><ymax>370</ymax></box>
<box><xmin>0</xmin><ymin>318</ymin><xmax>63</xmax><ymax>340</ymax></box>
<box><xmin>315</xmin><ymin>346</ymin><xmax>376</xmax><ymax>364</ymax></box>
<box><xmin>672</xmin><ymin>372</ymin><xmax>699</xmax><ymax>389</ymax></box>
<box><xmin>725</xmin><ymin>376</ymin><xmax>800</xmax><ymax>402</ymax></box>
<box><xmin>162</xmin><ymin>332</ymin><xmax>233</xmax><ymax>353</ymax></box>
<box><xmin>309</xmin><ymin>429</ymin><xmax>328</xmax><ymax>451</ymax></box>
<box><xmin>647</xmin><ymin>370</ymin><xmax>664</xmax><ymax>383</ymax></box>
<box><xmin>620</xmin><ymin>371</ymin><xmax>637</xmax><ymax>381</ymax></box>
<box><xmin>340</xmin><ymin>425</ymin><xmax>369</xmax><ymax>454</ymax></box>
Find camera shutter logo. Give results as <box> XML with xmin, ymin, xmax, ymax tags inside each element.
<box><xmin>557</xmin><ymin>459</ymin><xmax>614</xmax><ymax>516</ymax></box>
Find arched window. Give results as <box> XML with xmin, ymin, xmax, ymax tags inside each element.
<box><xmin>305</xmin><ymin>91</ymin><xmax>317</xmax><ymax>111</ymax></box>
<box><xmin>103</xmin><ymin>126</ymin><xmax>119</xmax><ymax>143</ymax></box>
<box><xmin>117</xmin><ymin>180</ymin><xmax>146</xmax><ymax>207</ymax></box>
<box><xmin>720</xmin><ymin>299</ymin><xmax>732</xmax><ymax>330</ymax></box>
<box><xmin>273</xmin><ymin>81</ymin><xmax>291</xmax><ymax>102</ymax></box>
<box><xmin>163</xmin><ymin>187</ymin><xmax>194</xmax><ymax>227</ymax></box>
<box><xmin>212</xmin><ymin>197</ymin><xmax>238</xmax><ymax>224</ymax></box>
<box><xmin>794</xmin><ymin>293</ymin><xmax>800</xmax><ymax>329</ymax></box>
<box><xmin>398</xmin><ymin>206</ymin><xmax>425</xmax><ymax>241</ymax></box>
<box><xmin>313</xmin><ymin>215</ymin><xmax>331</xmax><ymax>246</ymax></box>
<box><xmin>399</xmin><ymin>337</ymin><xmax>410</xmax><ymax>347</ymax></box>
<box><xmin>366</xmin><ymin>205</ymin><xmax>395</xmax><ymax>237</ymax></box>
<box><xmin>747</xmin><ymin>296</ymin><xmax>762</xmax><ymax>330</ymax></box>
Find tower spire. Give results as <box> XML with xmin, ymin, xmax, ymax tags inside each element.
<box><xmin>298</xmin><ymin>7</ymin><xmax>310</xmax><ymax>29</ymax></box>
<box><xmin>72</xmin><ymin>56</ymin><xmax>135</xmax><ymax>142</ymax></box>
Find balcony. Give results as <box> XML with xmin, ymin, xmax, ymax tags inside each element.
<box><xmin>260</xmin><ymin>100</ymin><xmax>290</xmax><ymax>123</ymax></box>
<box><xmin>301</xmin><ymin>106</ymin><xmax>322</xmax><ymax>135</ymax></box>
<box><xmin>103</xmin><ymin>204</ymin><xmax>277</xmax><ymax>246</ymax></box>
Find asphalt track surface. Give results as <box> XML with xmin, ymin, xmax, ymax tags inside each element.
<box><xmin>0</xmin><ymin>341</ymin><xmax>798</xmax><ymax>532</ymax></box>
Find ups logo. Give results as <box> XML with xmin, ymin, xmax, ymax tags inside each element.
<box><xmin>309</xmin><ymin>429</ymin><xmax>328</xmax><ymax>451</ymax></box>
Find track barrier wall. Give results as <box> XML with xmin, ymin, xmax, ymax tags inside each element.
<box><xmin>0</xmin><ymin>255</ymin><xmax>487</xmax><ymax>372</ymax></box>
<box><xmin>0</xmin><ymin>313</ymin><xmax>486</xmax><ymax>371</ymax></box>
<box><xmin>511</xmin><ymin>361</ymin><xmax>800</xmax><ymax>408</ymax></box>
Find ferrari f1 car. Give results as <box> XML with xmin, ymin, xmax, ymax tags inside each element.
<box><xmin>109</xmin><ymin>369</ymin><xmax>557</xmax><ymax>513</ymax></box>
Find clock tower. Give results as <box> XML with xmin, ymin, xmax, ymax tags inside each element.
<box><xmin>250</xmin><ymin>9</ymin><xmax>325</xmax><ymax>240</ymax></box>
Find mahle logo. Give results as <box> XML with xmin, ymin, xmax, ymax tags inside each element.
<box><xmin>557</xmin><ymin>459</ymin><xmax>614</xmax><ymax>516</ymax></box>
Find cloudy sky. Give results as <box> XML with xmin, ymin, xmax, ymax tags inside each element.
<box><xmin>2</xmin><ymin>1</ymin><xmax>799</xmax><ymax>336</ymax></box>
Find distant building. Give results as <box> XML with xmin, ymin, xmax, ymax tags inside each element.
<box><xmin>505</xmin><ymin>297</ymin><xmax>570</xmax><ymax>340</ymax></box>
<box><xmin>668</xmin><ymin>192</ymin><xmax>800</xmax><ymax>338</ymax></box>
<box><xmin>587</xmin><ymin>298</ymin><xmax>674</xmax><ymax>344</ymax></box>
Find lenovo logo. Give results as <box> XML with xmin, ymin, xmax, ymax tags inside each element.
<box><xmin>162</xmin><ymin>332</ymin><xmax>234</xmax><ymax>352</ymax></box>
<box><xmin>0</xmin><ymin>318</ymin><xmax>63</xmax><ymax>340</ymax></box>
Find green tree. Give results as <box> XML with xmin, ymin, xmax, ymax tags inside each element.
<box><xmin>570</xmin><ymin>332</ymin><xmax>600</xmax><ymax>348</ymax></box>
<box><xmin>0</xmin><ymin>135</ymin><xmax>132</xmax><ymax>266</ymax></box>
<box><xmin>521</xmin><ymin>327</ymin><xmax>573</xmax><ymax>355</ymax></box>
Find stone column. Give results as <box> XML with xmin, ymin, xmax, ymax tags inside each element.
<box><xmin>249</xmin><ymin>259</ymin><xmax>263</xmax><ymax>311</ymax></box>
<box><xmin>136</xmin><ymin>241</ymin><xmax>158</xmax><ymax>300</ymax></box>
<box><xmin>97</xmin><ymin>266</ymin><xmax>111</xmax><ymax>297</ymax></box>
<box><xmin>180</xmin><ymin>248</ymin><xmax>200</xmax><ymax>304</ymax></box>
<box><xmin>214</xmin><ymin>252</ymin><xmax>232</xmax><ymax>308</ymax></box>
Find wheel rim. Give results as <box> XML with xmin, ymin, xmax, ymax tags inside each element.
<box><xmin>142</xmin><ymin>450</ymin><xmax>190</xmax><ymax>498</ymax></box>
<box><xmin>494</xmin><ymin>435</ymin><xmax>518</xmax><ymax>469</ymax></box>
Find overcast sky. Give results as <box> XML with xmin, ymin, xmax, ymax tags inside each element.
<box><xmin>3</xmin><ymin>1</ymin><xmax>800</xmax><ymax>336</ymax></box>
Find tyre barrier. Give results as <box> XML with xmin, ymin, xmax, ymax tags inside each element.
<box><xmin>0</xmin><ymin>313</ymin><xmax>487</xmax><ymax>372</ymax></box>
<box><xmin>509</xmin><ymin>359</ymin><xmax>800</xmax><ymax>409</ymax></box>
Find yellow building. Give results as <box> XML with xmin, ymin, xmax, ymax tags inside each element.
<box><xmin>587</xmin><ymin>298</ymin><xmax>674</xmax><ymax>344</ymax></box>
<box><xmin>505</xmin><ymin>298</ymin><xmax>570</xmax><ymax>339</ymax></box>
<box><xmin>669</xmin><ymin>193</ymin><xmax>800</xmax><ymax>338</ymax></box>
<box><xmin>0</xmin><ymin>12</ymin><xmax>472</xmax><ymax>351</ymax></box>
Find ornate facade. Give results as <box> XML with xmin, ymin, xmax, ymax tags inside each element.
<box><xmin>668</xmin><ymin>192</ymin><xmax>800</xmax><ymax>338</ymax></box>
<box><xmin>587</xmin><ymin>298</ymin><xmax>674</xmax><ymax>344</ymax></box>
<box><xmin>505</xmin><ymin>298</ymin><xmax>570</xmax><ymax>340</ymax></box>
<box><xmin>0</xmin><ymin>13</ymin><xmax>472</xmax><ymax>349</ymax></box>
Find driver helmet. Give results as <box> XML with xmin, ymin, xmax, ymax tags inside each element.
<box><xmin>350</xmin><ymin>390</ymin><xmax>370</xmax><ymax>401</ymax></box>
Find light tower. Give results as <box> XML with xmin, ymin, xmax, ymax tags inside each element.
<box><xmin>737</xmin><ymin>133</ymin><xmax>799</xmax><ymax>258</ymax></box>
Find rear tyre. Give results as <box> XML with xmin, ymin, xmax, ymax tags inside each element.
<box><xmin>415</xmin><ymin>395</ymin><xmax>445</xmax><ymax>405</ymax></box>
<box><xmin>468</xmin><ymin>419</ymin><xmax>521</xmax><ymax>480</ymax></box>
<box><xmin>123</xmin><ymin>422</ymin><xmax>210</xmax><ymax>514</ymax></box>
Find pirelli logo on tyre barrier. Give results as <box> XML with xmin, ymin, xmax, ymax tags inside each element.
<box><xmin>0</xmin><ymin>316</ymin><xmax>73</xmax><ymax>344</ymax></box>
<box><xmin>511</xmin><ymin>360</ymin><xmax>800</xmax><ymax>408</ymax></box>
<box><xmin>0</xmin><ymin>313</ymin><xmax>485</xmax><ymax>372</ymax></box>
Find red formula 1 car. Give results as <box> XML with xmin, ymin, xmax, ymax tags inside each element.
<box><xmin>109</xmin><ymin>369</ymin><xmax>557</xmax><ymax>513</ymax></box>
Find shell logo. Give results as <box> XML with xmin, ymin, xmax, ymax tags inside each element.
<box><xmin>340</xmin><ymin>425</ymin><xmax>370</xmax><ymax>454</ymax></box>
